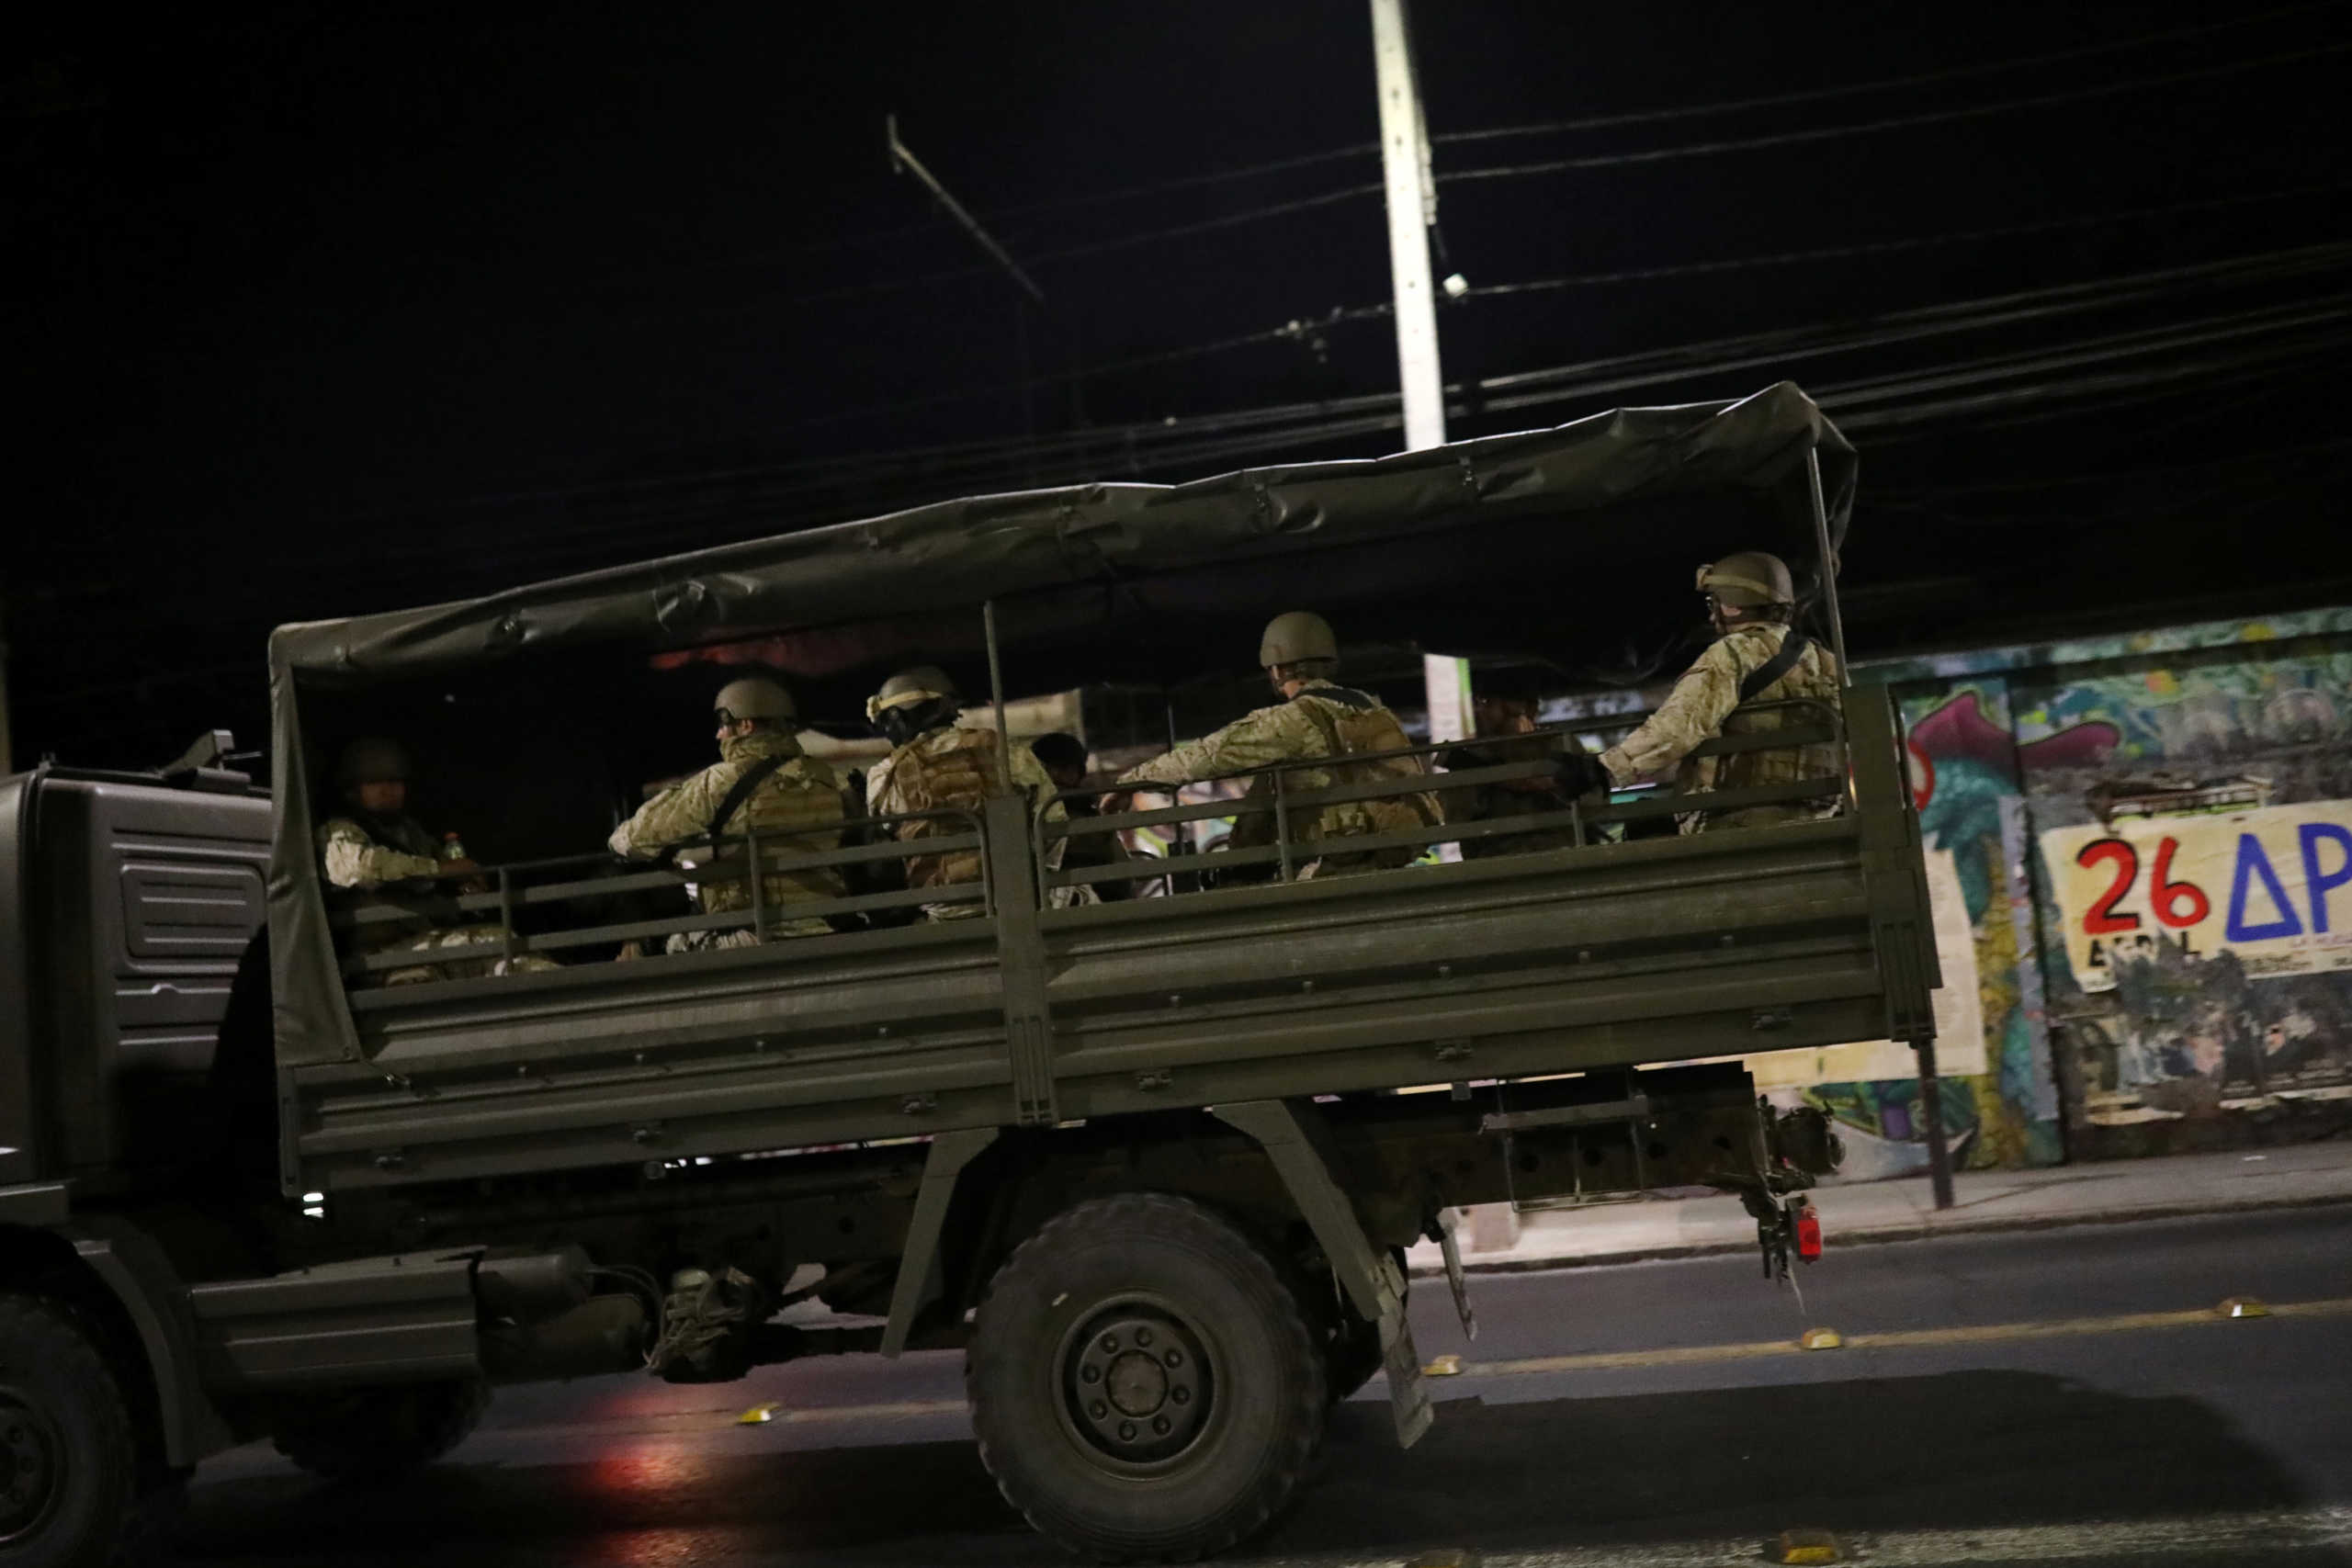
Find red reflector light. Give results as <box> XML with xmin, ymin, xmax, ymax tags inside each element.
<box><xmin>1795</xmin><ymin>1204</ymin><xmax>1823</xmax><ymax>1261</ymax></box>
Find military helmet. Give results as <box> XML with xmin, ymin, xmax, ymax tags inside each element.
<box><xmin>1259</xmin><ymin>610</ymin><xmax>1339</xmax><ymax>669</ymax></box>
<box><xmin>1695</xmin><ymin>551</ymin><xmax>1795</xmax><ymax>609</ymax></box>
<box><xmin>713</xmin><ymin>675</ymin><xmax>796</xmax><ymax>727</ymax></box>
<box><xmin>335</xmin><ymin>737</ymin><xmax>412</xmax><ymax>788</ymax></box>
<box><xmin>865</xmin><ymin>664</ymin><xmax>960</xmax><ymax>723</ymax></box>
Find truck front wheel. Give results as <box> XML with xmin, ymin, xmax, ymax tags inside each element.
<box><xmin>967</xmin><ymin>1193</ymin><xmax>1327</xmax><ymax>1562</ymax></box>
<box><xmin>270</xmin><ymin>1376</ymin><xmax>491</xmax><ymax>1483</ymax></box>
<box><xmin>0</xmin><ymin>1292</ymin><xmax>139</xmax><ymax>1568</ymax></box>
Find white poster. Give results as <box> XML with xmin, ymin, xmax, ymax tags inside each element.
<box><xmin>2039</xmin><ymin>800</ymin><xmax>2352</xmax><ymax>992</ymax></box>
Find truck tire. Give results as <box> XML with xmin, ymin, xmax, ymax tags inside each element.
<box><xmin>967</xmin><ymin>1193</ymin><xmax>1327</xmax><ymax>1562</ymax></box>
<box><xmin>0</xmin><ymin>1292</ymin><xmax>140</xmax><ymax>1568</ymax></box>
<box><xmin>270</xmin><ymin>1376</ymin><xmax>491</xmax><ymax>1483</ymax></box>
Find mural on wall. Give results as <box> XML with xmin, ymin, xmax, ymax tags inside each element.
<box><xmin>1775</xmin><ymin>682</ymin><xmax>2065</xmax><ymax>1174</ymax></box>
<box><xmin>2018</xmin><ymin>634</ymin><xmax>2352</xmax><ymax>1149</ymax></box>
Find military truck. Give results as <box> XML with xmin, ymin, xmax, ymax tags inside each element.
<box><xmin>0</xmin><ymin>383</ymin><xmax>1941</xmax><ymax>1565</ymax></box>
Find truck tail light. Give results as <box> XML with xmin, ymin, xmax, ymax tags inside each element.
<box><xmin>1794</xmin><ymin>1202</ymin><xmax>1823</xmax><ymax>1262</ymax></box>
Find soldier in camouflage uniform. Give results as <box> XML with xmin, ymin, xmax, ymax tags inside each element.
<box><xmin>1447</xmin><ymin>689</ymin><xmax>1595</xmax><ymax>860</ymax></box>
<box><xmin>317</xmin><ymin>737</ymin><xmax>559</xmax><ymax>986</ymax></box>
<box><xmin>1599</xmin><ymin>552</ymin><xmax>1844</xmax><ymax>832</ymax></box>
<box><xmin>1113</xmin><ymin>612</ymin><xmax>1445</xmax><ymax>878</ymax></box>
<box><xmin>608</xmin><ymin>676</ymin><xmax>850</xmax><ymax>948</ymax></box>
<box><xmin>864</xmin><ymin>666</ymin><xmax>1066</xmax><ymax>921</ymax></box>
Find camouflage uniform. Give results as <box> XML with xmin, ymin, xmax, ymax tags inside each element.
<box><xmin>866</xmin><ymin>724</ymin><xmax>1066</xmax><ymax>920</ymax></box>
<box><xmin>608</xmin><ymin>728</ymin><xmax>848</xmax><ymax>947</ymax></box>
<box><xmin>1599</xmin><ymin>623</ymin><xmax>1842</xmax><ymax>832</ymax></box>
<box><xmin>1117</xmin><ymin>679</ymin><xmax>1443</xmax><ymax>876</ymax></box>
<box><xmin>318</xmin><ymin>813</ymin><xmax>556</xmax><ymax>986</ymax></box>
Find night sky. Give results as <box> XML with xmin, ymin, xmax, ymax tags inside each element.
<box><xmin>10</xmin><ymin>2</ymin><xmax>2350</xmax><ymax>768</ymax></box>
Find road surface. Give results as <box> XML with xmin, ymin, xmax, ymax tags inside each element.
<box><xmin>173</xmin><ymin>1204</ymin><xmax>2352</xmax><ymax>1566</ymax></box>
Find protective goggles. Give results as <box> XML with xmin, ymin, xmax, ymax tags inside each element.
<box><xmin>864</xmin><ymin>688</ymin><xmax>945</xmax><ymax>724</ymax></box>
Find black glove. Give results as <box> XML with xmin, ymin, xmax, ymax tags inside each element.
<box><xmin>1553</xmin><ymin>746</ymin><xmax>1611</xmax><ymax>799</ymax></box>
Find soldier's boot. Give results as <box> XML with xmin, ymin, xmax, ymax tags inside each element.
<box><xmin>650</xmin><ymin>1265</ymin><xmax>767</xmax><ymax>1382</ymax></box>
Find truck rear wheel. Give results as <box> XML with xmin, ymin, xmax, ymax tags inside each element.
<box><xmin>0</xmin><ymin>1292</ymin><xmax>139</xmax><ymax>1568</ymax></box>
<box><xmin>271</xmin><ymin>1376</ymin><xmax>491</xmax><ymax>1483</ymax></box>
<box><xmin>967</xmin><ymin>1193</ymin><xmax>1327</xmax><ymax>1562</ymax></box>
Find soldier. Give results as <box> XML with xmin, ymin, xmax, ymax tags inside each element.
<box><xmin>1109</xmin><ymin>611</ymin><xmax>1446</xmax><ymax>878</ymax></box>
<box><xmin>1598</xmin><ymin>551</ymin><xmax>1843</xmax><ymax>831</ymax></box>
<box><xmin>318</xmin><ymin>737</ymin><xmax>558</xmax><ymax>986</ymax></box>
<box><xmin>608</xmin><ymin>675</ymin><xmax>850</xmax><ymax>949</ymax></box>
<box><xmin>1446</xmin><ymin>687</ymin><xmax>1597</xmax><ymax>860</ymax></box>
<box><xmin>865</xmin><ymin>666</ymin><xmax>1066</xmax><ymax>920</ymax></box>
<box><xmin>1031</xmin><ymin>732</ymin><xmax>1138</xmax><ymax>899</ymax></box>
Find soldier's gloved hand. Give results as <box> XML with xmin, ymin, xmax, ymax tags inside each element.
<box><xmin>1553</xmin><ymin>747</ymin><xmax>1611</xmax><ymax>799</ymax></box>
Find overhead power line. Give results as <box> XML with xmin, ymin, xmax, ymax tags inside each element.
<box><xmin>334</xmin><ymin>242</ymin><xmax>2352</xmax><ymax>571</ymax></box>
<box><xmin>1438</xmin><ymin>2</ymin><xmax>2344</xmax><ymax>145</ymax></box>
<box><xmin>967</xmin><ymin>2</ymin><xmax>2340</xmax><ymax>226</ymax></box>
<box><xmin>633</xmin><ymin>180</ymin><xmax>2352</xmax><ymax>434</ymax></box>
<box><xmin>1440</xmin><ymin>41</ymin><xmax>2352</xmax><ymax>185</ymax></box>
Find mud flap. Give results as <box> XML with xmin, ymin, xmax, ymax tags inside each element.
<box><xmin>1211</xmin><ymin>1099</ymin><xmax>1431</xmax><ymax>1448</ymax></box>
<box><xmin>1434</xmin><ymin>1208</ymin><xmax>1476</xmax><ymax>1342</ymax></box>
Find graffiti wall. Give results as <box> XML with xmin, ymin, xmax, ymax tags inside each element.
<box><xmin>1852</xmin><ymin>608</ymin><xmax>2352</xmax><ymax>1165</ymax></box>
<box><xmin>2013</xmin><ymin>626</ymin><xmax>2352</xmax><ymax>1155</ymax></box>
<box><xmin>1763</xmin><ymin>677</ymin><xmax>2064</xmax><ymax>1175</ymax></box>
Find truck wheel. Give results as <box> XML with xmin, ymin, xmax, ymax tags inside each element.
<box><xmin>0</xmin><ymin>1292</ymin><xmax>139</xmax><ymax>1568</ymax></box>
<box><xmin>967</xmin><ymin>1193</ymin><xmax>1327</xmax><ymax>1562</ymax></box>
<box><xmin>271</xmin><ymin>1376</ymin><xmax>491</xmax><ymax>1483</ymax></box>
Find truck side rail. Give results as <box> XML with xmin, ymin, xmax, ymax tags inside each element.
<box><xmin>1038</xmin><ymin>697</ymin><xmax>1849</xmax><ymax>894</ymax></box>
<box><xmin>328</xmin><ymin>802</ymin><xmax>993</xmax><ymax>977</ymax></box>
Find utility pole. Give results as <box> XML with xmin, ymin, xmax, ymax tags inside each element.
<box><xmin>1368</xmin><ymin>0</ymin><xmax>1444</xmax><ymax>450</ymax></box>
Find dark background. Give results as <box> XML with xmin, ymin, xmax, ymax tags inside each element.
<box><xmin>9</xmin><ymin>2</ymin><xmax>2350</xmax><ymax>768</ymax></box>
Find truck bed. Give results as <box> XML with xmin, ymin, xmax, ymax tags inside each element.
<box><xmin>289</xmin><ymin>690</ymin><xmax>1931</xmax><ymax>1195</ymax></box>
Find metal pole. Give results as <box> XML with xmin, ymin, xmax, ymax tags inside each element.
<box><xmin>1805</xmin><ymin>449</ymin><xmax>1850</xmax><ymax>686</ymax></box>
<box><xmin>984</xmin><ymin>599</ymin><xmax>1014</xmax><ymax>794</ymax></box>
<box><xmin>888</xmin><ymin>114</ymin><xmax>1046</xmax><ymax>304</ymax></box>
<box><xmin>1914</xmin><ymin>1033</ymin><xmax>1957</xmax><ymax>1211</ymax></box>
<box><xmin>1369</xmin><ymin>0</ymin><xmax>1445</xmax><ymax>450</ymax></box>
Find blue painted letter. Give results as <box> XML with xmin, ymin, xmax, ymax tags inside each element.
<box><xmin>2226</xmin><ymin>833</ymin><xmax>2304</xmax><ymax>942</ymax></box>
<box><xmin>2301</xmin><ymin>822</ymin><xmax>2352</xmax><ymax>935</ymax></box>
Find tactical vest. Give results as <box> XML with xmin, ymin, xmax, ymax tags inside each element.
<box><xmin>1260</xmin><ymin>689</ymin><xmax>1445</xmax><ymax>872</ymax></box>
<box><xmin>1683</xmin><ymin>626</ymin><xmax>1842</xmax><ymax>820</ymax></box>
<box><xmin>701</xmin><ymin>754</ymin><xmax>848</xmax><ymax>915</ymax></box>
<box><xmin>882</xmin><ymin>728</ymin><xmax>1001</xmax><ymax>890</ymax></box>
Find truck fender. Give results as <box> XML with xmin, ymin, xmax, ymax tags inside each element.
<box><xmin>880</xmin><ymin>1127</ymin><xmax>998</xmax><ymax>1357</ymax></box>
<box><xmin>1211</xmin><ymin>1099</ymin><xmax>1432</xmax><ymax>1448</ymax></box>
<box><xmin>67</xmin><ymin>1219</ymin><xmax>232</xmax><ymax>1467</ymax></box>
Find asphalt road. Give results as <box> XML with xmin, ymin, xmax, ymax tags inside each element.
<box><xmin>174</xmin><ymin>1205</ymin><xmax>2352</xmax><ymax>1567</ymax></box>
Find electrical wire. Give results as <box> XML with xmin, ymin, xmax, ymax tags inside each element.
<box><xmin>1461</xmin><ymin>183</ymin><xmax>2352</xmax><ymax>296</ymax></box>
<box><xmin>1439</xmin><ymin>41</ymin><xmax>2352</xmax><ymax>185</ymax></box>
<box><xmin>1438</xmin><ymin>2</ymin><xmax>2345</xmax><ymax>145</ymax></box>
<box><xmin>313</xmin><ymin>241</ymin><xmax>2352</xmax><ymax>564</ymax></box>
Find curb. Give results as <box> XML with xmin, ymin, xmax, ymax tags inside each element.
<box><xmin>1410</xmin><ymin>1187</ymin><xmax>2352</xmax><ymax>1279</ymax></box>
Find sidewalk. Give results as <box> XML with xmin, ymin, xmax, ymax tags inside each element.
<box><xmin>1405</xmin><ymin>1139</ymin><xmax>2352</xmax><ymax>1278</ymax></box>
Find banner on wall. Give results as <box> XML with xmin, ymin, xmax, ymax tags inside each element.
<box><xmin>2041</xmin><ymin>800</ymin><xmax>2352</xmax><ymax>992</ymax></box>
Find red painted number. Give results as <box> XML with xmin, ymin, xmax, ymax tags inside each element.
<box><xmin>2076</xmin><ymin>839</ymin><xmax>2142</xmax><ymax>933</ymax></box>
<box><xmin>2149</xmin><ymin>836</ymin><xmax>2211</xmax><ymax>929</ymax></box>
